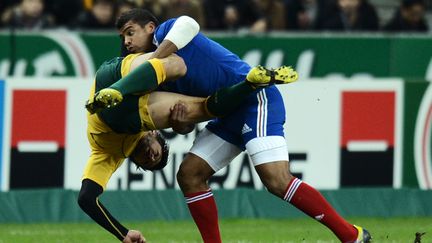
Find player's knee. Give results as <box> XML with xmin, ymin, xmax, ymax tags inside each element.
<box><xmin>176</xmin><ymin>162</ymin><xmax>207</xmax><ymax>190</ymax></box>
<box><xmin>261</xmin><ymin>172</ymin><xmax>293</xmax><ymax>198</ymax></box>
<box><xmin>177</xmin><ymin>164</ymin><xmax>196</xmax><ymax>188</ymax></box>
<box><xmin>161</xmin><ymin>55</ymin><xmax>187</xmax><ymax>79</ymax></box>
<box><xmin>263</xmin><ymin>180</ymin><xmax>284</xmax><ymax>198</ymax></box>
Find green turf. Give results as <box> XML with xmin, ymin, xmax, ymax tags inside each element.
<box><xmin>0</xmin><ymin>217</ymin><xmax>430</xmax><ymax>243</ymax></box>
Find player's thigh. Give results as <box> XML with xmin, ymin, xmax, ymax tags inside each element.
<box><xmin>146</xmin><ymin>91</ymin><xmax>207</xmax><ymax>129</ymax></box>
<box><xmin>246</xmin><ymin>135</ymin><xmax>291</xmax><ymax>197</ymax></box>
<box><xmin>246</xmin><ymin>135</ymin><xmax>292</xmax><ymax>192</ymax></box>
<box><xmin>189</xmin><ymin>128</ymin><xmax>242</xmax><ymax>173</ymax></box>
<box><xmin>243</xmin><ymin>88</ymin><xmax>291</xmax><ymax>195</ymax></box>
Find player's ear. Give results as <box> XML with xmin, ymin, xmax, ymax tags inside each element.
<box><xmin>146</xmin><ymin>21</ymin><xmax>156</xmax><ymax>33</ymax></box>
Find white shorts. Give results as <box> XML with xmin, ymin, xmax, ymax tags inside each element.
<box><xmin>190</xmin><ymin>128</ymin><xmax>289</xmax><ymax>172</ymax></box>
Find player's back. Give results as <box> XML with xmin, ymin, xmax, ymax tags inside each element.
<box><xmin>154</xmin><ymin>18</ymin><xmax>251</xmax><ymax>97</ymax></box>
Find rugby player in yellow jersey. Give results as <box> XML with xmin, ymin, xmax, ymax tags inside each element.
<box><xmin>78</xmin><ymin>51</ymin><xmax>296</xmax><ymax>243</ymax></box>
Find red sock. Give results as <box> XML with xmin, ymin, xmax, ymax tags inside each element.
<box><xmin>284</xmin><ymin>178</ymin><xmax>357</xmax><ymax>242</ymax></box>
<box><xmin>185</xmin><ymin>190</ymin><xmax>221</xmax><ymax>243</ymax></box>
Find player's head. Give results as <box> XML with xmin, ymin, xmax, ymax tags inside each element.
<box><xmin>129</xmin><ymin>130</ymin><xmax>169</xmax><ymax>171</ymax></box>
<box><xmin>116</xmin><ymin>8</ymin><xmax>159</xmax><ymax>53</ymax></box>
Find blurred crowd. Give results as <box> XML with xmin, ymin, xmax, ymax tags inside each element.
<box><xmin>0</xmin><ymin>0</ymin><xmax>430</xmax><ymax>33</ymax></box>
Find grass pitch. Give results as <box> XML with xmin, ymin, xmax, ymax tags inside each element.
<box><xmin>0</xmin><ymin>217</ymin><xmax>430</xmax><ymax>243</ymax></box>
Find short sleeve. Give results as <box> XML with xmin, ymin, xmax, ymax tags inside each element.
<box><xmin>153</xmin><ymin>18</ymin><xmax>177</xmax><ymax>46</ymax></box>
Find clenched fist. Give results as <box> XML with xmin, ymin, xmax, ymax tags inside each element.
<box><xmin>123</xmin><ymin>230</ymin><xmax>146</xmax><ymax>243</ymax></box>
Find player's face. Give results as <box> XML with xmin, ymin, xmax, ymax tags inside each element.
<box><xmin>130</xmin><ymin>131</ymin><xmax>163</xmax><ymax>170</ymax></box>
<box><xmin>119</xmin><ymin>20</ymin><xmax>155</xmax><ymax>53</ymax></box>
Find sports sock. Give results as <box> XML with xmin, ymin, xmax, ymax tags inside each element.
<box><xmin>109</xmin><ymin>59</ymin><xmax>166</xmax><ymax>95</ymax></box>
<box><xmin>185</xmin><ymin>190</ymin><xmax>221</xmax><ymax>243</ymax></box>
<box><xmin>284</xmin><ymin>177</ymin><xmax>357</xmax><ymax>242</ymax></box>
<box><xmin>205</xmin><ymin>81</ymin><xmax>256</xmax><ymax>117</ymax></box>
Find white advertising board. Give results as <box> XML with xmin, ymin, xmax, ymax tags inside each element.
<box><xmin>0</xmin><ymin>78</ymin><xmax>403</xmax><ymax>191</ymax></box>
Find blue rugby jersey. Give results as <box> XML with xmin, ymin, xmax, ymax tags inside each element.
<box><xmin>153</xmin><ymin>18</ymin><xmax>286</xmax><ymax>149</ymax></box>
<box><xmin>154</xmin><ymin>18</ymin><xmax>251</xmax><ymax>97</ymax></box>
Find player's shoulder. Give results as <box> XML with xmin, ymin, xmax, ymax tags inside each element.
<box><xmin>154</xmin><ymin>18</ymin><xmax>177</xmax><ymax>37</ymax></box>
<box><xmin>161</xmin><ymin>18</ymin><xmax>177</xmax><ymax>27</ymax></box>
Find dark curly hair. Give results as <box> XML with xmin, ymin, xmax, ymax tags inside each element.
<box><xmin>129</xmin><ymin>131</ymin><xmax>169</xmax><ymax>171</ymax></box>
<box><xmin>115</xmin><ymin>8</ymin><xmax>159</xmax><ymax>30</ymax></box>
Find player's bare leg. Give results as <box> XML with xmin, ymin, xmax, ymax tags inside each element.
<box><xmin>177</xmin><ymin>153</ymin><xmax>221</xmax><ymax>243</ymax></box>
<box><xmin>255</xmin><ymin>161</ymin><xmax>371</xmax><ymax>243</ymax></box>
<box><xmin>146</xmin><ymin>92</ymin><xmax>208</xmax><ymax>130</ymax></box>
<box><xmin>87</xmin><ymin>65</ymin><xmax>299</xmax><ymax>114</ymax></box>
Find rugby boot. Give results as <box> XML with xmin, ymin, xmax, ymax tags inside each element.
<box><xmin>85</xmin><ymin>88</ymin><xmax>123</xmax><ymax>114</ymax></box>
<box><xmin>246</xmin><ymin>65</ymin><xmax>298</xmax><ymax>88</ymax></box>
<box><xmin>350</xmin><ymin>225</ymin><xmax>372</xmax><ymax>243</ymax></box>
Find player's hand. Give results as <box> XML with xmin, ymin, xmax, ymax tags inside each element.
<box><xmin>123</xmin><ymin>230</ymin><xmax>146</xmax><ymax>243</ymax></box>
<box><xmin>169</xmin><ymin>102</ymin><xmax>195</xmax><ymax>134</ymax></box>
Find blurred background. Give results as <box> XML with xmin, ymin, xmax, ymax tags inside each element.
<box><xmin>0</xmin><ymin>0</ymin><xmax>432</xmax><ymax>241</ymax></box>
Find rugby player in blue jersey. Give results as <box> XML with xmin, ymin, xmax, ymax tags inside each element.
<box><xmin>96</xmin><ymin>9</ymin><xmax>370</xmax><ymax>243</ymax></box>
<box><xmin>80</xmin><ymin>51</ymin><xmax>292</xmax><ymax>243</ymax></box>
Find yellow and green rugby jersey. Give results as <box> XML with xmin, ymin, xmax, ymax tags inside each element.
<box><xmin>95</xmin><ymin>54</ymin><xmax>142</xmax><ymax>134</ymax></box>
<box><xmin>84</xmin><ymin>53</ymin><xmax>151</xmax><ymax>188</ymax></box>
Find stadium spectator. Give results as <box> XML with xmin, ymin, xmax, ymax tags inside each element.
<box><xmin>383</xmin><ymin>0</ymin><xmax>429</xmax><ymax>32</ymax></box>
<box><xmin>45</xmin><ymin>0</ymin><xmax>82</xmax><ymax>28</ymax></box>
<box><xmin>164</xmin><ymin>0</ymin><xmax>205</xmax><ymax>28</ymax></box>
<box><xmin>73</xmin><ymin>0</ymin><xmax>116</xmax><ymax>30</ymax></box>
<box><xmin>202</xmin><ymin>0</ymin><xmax>267</xmax><ymax>33</ymax></box>
<box><xmin>1</xmin><ymin>0</ymin><xmax>55</xmax><ymax>29</ymax></box>
<box><xmin>317</xmin><ymin>0</ymin><xmax>379</xmax><ymax>31</ymax></box>
<box><xmin>284</xmin><ymin>0</ymin><xmax>327</xmax><ymax>30</ymax></box>
<box><xmin>139</xmin><ymin>0</ymin><xmax>169</xmax><ymax>22</ymax></box>
<box><xmin>255</xmin><ymin>0</ymin><xmax>286</xmax><ymax>30</ymax></box>
<box><xmin>116</xmin><ymin>0</ymin><xmax>138</xmax><ymax>20</ymax></box>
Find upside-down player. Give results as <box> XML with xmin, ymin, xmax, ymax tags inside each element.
<box><xmin>78</xmin><ymin>50</ymin><xmax>296</xmax><ymax>243</ymax></box>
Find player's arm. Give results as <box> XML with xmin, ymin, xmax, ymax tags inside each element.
<box><xmin>150</xmin><ymin>16</ymin><xmax>200</xmax><ymax>59</ymax></box>
<box><xmin>169</xmin><ymin>102</ymin><xmax>198</xmax><ymax>134</ymax></box>
<box><xmin>78</xmin><ymin>179</ymin><xmax>144</xmax><ymax>242</ymax></box>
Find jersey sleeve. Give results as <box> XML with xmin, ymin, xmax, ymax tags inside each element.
<box><xmin>153</xmin><ymin>18</ymin><xmax>177</xmax><ymax>46</ymax></box>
